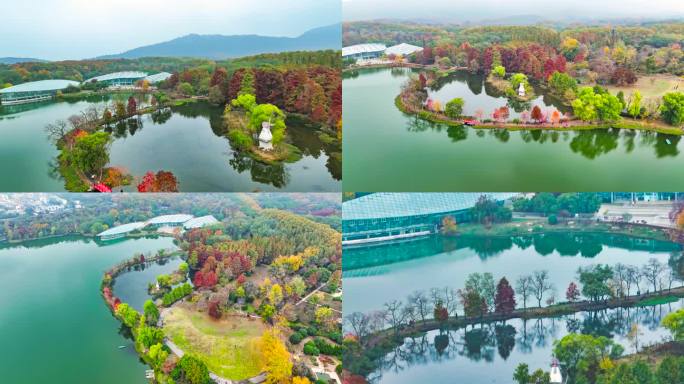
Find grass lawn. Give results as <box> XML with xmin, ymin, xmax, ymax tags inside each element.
<box><xmin>605</xmin><ymin>74</ymin><xmax>684</xmax><ymax>100</ymax></box>
<box><xmin>163</xmin><ymin>306</ymin><xmax>267</xmax><ymax>380</ymax></box>
<box><xmin>635</xmin><ymin>295</ymin><xmax>680</xmax><ymax>307</ymax></box>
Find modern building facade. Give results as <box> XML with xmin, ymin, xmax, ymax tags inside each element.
<box><xmin>84</xmin><ymin>71</ymin><xmax>148</xmax><ymax>87</ymax></box>
<box><xmin>385</xmin><ymin>43</ymin><xmax>423</xmax><ymax>57</ymax></box>
<box><xmin>342</xmin><ymin>193</ymin><xmax>517</xmax><ymax>245</ymax></box>
<box><xmin>0</xmin><ymin>79</ymin><xmax>80</xmax><ymax>105</ymax></box>
<box><xmin>342</xmin><ymin>43</ymin><xmax>387</xmax><ymax>61</ymax></box>
<box><xmin>97</xmin><ymin>214</ymin><xmax>218</xmax><ymax>240</ymax></box>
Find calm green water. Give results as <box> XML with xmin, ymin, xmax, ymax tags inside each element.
<box><xmin>343</xmin><ymin>233</ymin><xmax>683</xmax><ymax>383</ymax></box>
<box><xmin>0</xmin><ymin>98</ymin><xmax>340</xmax><ymax>192</ymax></box>
<box><xmin>343</xmin><ymin>67</ymin><xmax>684</xmax><ymax>191</ymax></box>
<box><xmin>113</xmin><ymin>256</ymin><xmax>183</xmax><ymax>312</ymax></box>
<box><xmin>0</xmin><ymin>235</ymin><xmax>176</xmax><ymax>384</ymax></box>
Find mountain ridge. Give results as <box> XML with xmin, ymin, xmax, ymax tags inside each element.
<box><xmin>96</xmin><ymin>24</ymin><xmax>341</xmax><ymax>60</ymax></box>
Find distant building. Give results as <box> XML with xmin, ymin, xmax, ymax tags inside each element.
<box><xmin>0</xmin><ymin>79</ymin><xmax>80</xmax><ymax>105</ymax></box>
<box><xmin>98</xmin><ymin>214</ymin><xmax>221</xmax><ymax>240</ymax></box>
<box><xmin>183</xmin><ymin>215</ymin><xmax>219</xmax><ymax>230</ymax></box>
<box><xmin>342</xmin><ymin>43</ymin><xmax>387</xmax><ymax>61</ymax></box>
<box><xmin>146</xmin><ymin>214</ymin><xmax>195</xmax><ymax>228</ymax></box>
<box><xmin>84</xmin><ymin>71</ymin><xmax>148</xmax><ymax>87</ymax></box>
<box><xmin>342</xmin><ymin>193</ymin><xmax>518</xmax><ymax>245</ymax></box>
<box><xmin>385</xmin><ymin>43</ymin><xmax>423</xmax><ymax>57</ymax></box>
<box><xmin>144</xmin><ymin>72</ymin><xmax>172</xmax><ymax>84</ymax></box>
<box><xmin>97</xmin><ymin>222</ymin><xmax>146</xmax><ymax>240</ymax></box>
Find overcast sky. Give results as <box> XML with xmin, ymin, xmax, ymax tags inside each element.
<box><xmin>343</xmin><ymin>0</ymin><xmax>684</xmax><ymax>23</ymax></box>
<box><xmin>1</xmin><ymin>0</ymin><xmax>340</xmax><ymax>60</ymax></box>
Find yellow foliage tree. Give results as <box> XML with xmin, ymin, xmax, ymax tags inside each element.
<box><xmin>292</xmin><ymin>377</ymin><xmax>311</xmax><ymax>384</ymax></box>
<box><xmin>259</xmin><ymin>329</ymin><xmax>292</xmax><ymax>384</ymax></box>
<box><xmin>269</xmin><ymin>284</ymin><xmax>284</xmax><ymax>306</ymax></box>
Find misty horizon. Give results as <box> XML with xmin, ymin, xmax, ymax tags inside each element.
<box><xmin>343</xmin><ymin>0</ymin><xmax>684</xmax><ymax>24</ymax></box>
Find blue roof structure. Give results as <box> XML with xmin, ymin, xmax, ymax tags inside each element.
<box><xmin>343</xmin><ymin>193</ymin><xmax>518</xmax><ymax>221</ymax></box>
<box><xmin>0</xmin><ymin>79</ymin><xmax>80</xmax><ymax>94</ymax></box>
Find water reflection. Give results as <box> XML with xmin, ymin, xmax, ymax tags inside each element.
<box><xmin>371</xmin><ymin>304</ymin><xmax>678</xmax><ymax>384</ymax></box>
<box><xmin>343</xmin><ymin>233</ymin><xmax>682</xmax><ymax>272</ymax></box>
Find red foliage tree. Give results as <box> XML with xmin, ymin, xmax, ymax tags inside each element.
<box><xmin>611</xmin><ymin>67</ymin><xmax>637</xmax><ymax>86</ymax></box>
<box><xmin>434</xmin><ymin>302</ymin><xmax>449</xmax><ymax>323</ymax></box>
<box><xmin>210</xmin><ymin>68</ymin><xmax>228</xmax><ymax>87</ymax></box>
<box><xmin>208</xmin><ymin>299</ymin><xmax>221</xmax><ymax>319</ymax></box>
<box><xmin>531</xmin><ymin>105</ymin><xmax>543</xmax><ymax>123</ymax></box>
<box><xmin>494</xmin><ymin>277</ymin><xmax>516</xmax><ymax>314</ymax></box>
<box><xmin>203</xmin><ymin>271</ymin><xmax>218</xmax><ymax>288</ymax></box>
<box><xmin>127</xmin><ymin>96</ymin><xmax>137</xmax><ymax>116</ymax></box>
<box><xmin>193</xmin><ymin>270</ymin><xmax>205</xmax><ymax>287</ymax></box>
<box><xmin>566</xmin><ymin>282</ymin><xmax>580</xmax><ymax>302</ymax></box>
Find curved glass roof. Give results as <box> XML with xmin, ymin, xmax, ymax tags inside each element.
<box><xmin>84</xmin><ymin>71</ymin><xmax>148</xmax><ymax>83</ymax></box>
<box><xmin>385</xmin><ymin>43</ymin><xmax>423</xmax><ymax>56</ymax></box>
<box><xmin>144</xmin><ymin>72</ymin><xmax>172</xmax><ymax>83</ymax></box>
<box><xmin>147</xmin><ymin>214</ymin><xmax>194</xmax><ymax>225</ymax></box>
<box><xmin>343</xmin><ymin>193</ymin><xmax>518</xmax><ymax>221</ymax></box>
<box><xmin>342</xmin><ymin>43</ymin><xmax>387</xmax><ymax>57</ymax></box>
<box><xmin>97</xmin><ymin>222</ymin><xmax>145</xmax><ymax>236</ymax></box>
<box><xmin>183</xmin><ymin>215</ymin><xmax>219</xmax><ymax>229</ymax></box>
<box><xmin>0</xmin><ymin>79</ymin><xmax>80</xmax><ymax>94</ymax></box>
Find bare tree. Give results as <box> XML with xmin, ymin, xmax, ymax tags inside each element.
<box><xmin>625</xmin><ymin>265</ymin><xmax>641</xmax><ymax>295</ymax></box>
<box><xmin>442</xmin><ymin>286</ymin><xmax>459</xmax><ymax>317</ymax></box>
<box><xmin>531</xmin><ymin>270</ymin><xmax>553</xmax><ymax>307</ymax></box>
<box><xmin>407</xmin><ymin>290</ymin><xmax>430</xmax><ymax>322</ymax></box>
<box><xmin>384</xmin><ymin>300</ymin><xmax>407</xmax><ymax>333</ymax></box>
<box><xmin>642</xmin><ymin>258</ymin><xmax>665</xmax><ymax>293</ymax></box>
<box><xmin>515</xmin><ymin>275</ymin><xmax>533</xmax><ymax>311</ymax></box>
<box><xmin>45</xmin><ymin>120</ymin><xmax>70</xmax><ymax>145</ymax></box>
<box><xmin>613</xmin><ymin>263</ymin><xmax>629</xmax><ymax>298</ymax></box>
<box><xmin>345</xmin><ymin>312</ymin><xmax>371</xmax><ymax>342</ymax></box>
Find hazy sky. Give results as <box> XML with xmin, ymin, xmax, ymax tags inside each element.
<box><xmin>1</xmin><ymin>0</ymin><xmax>341</xmax><ymax>60</ymax></box>
<box><xmin>343</xmin><ymin>0</ymin><xmax>684</xmax><ymax>22</ymax></box>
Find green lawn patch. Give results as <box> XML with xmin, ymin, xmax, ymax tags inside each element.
<box><xmin>163</xmin><ymin>307</ymin><xmax>266</xmax><ymax>380</ymax></box>
<box><xmin>635</xmin><ymin>295</ymin><xmax>680</xmax><ymax>307</ymax></box>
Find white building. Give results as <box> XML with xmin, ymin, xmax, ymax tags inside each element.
<box><xmin>385</xmin><ymin>43</ymin><xmax>423</xmax><ymax>57</ymax></box>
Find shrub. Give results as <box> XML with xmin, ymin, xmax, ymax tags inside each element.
<box><xmin>303</xmin><ymin>341</ymin><xmax>320</xmax><ymax>356</ymax></box>
<box><xmin>228</xmin><ymin>130</ymin><xmax>253</xmax><ymax>150</ymax></box>
<box><xmin>289</xmin><ymin>332</ymin><xmax>305</xmax><ymax>345</ymax></box>
<box><xmin>548</xmin><ymin>214</ymin><xmax>559</xmax><ymax>225</ymax></box>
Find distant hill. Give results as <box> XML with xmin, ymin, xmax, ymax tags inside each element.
<box><xmin>0</xmin><ymin>57</ymin><xmax>48</xmax><ymax>64</ymax></box>
<box><xmin>97</xmin><ymin>24</ymin><xmax>341</xmax><ymax>60</ymax></box>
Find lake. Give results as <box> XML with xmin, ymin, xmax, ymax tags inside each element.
<box><xmin>0</xmin><ymin>235</ymin><xmax>176</xmax><ymax>384</ymax></box>
<box><xmin>0</xmin><ymin>97</ymin><xmax>340</xmax><ymax>192</ymax></box>
<box><xmin>343</xmin><ymin>233</ymin><xmax>683</xmax><ymax>383</ymax></box>
<box><xmin>342</xmin><ymin>67</ymin><xmax>684</xmax><ymax>192</ymax></box>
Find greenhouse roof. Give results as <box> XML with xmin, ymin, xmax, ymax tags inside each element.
<box><xmin>183</xmin><ymin>215</ymin><xmax>219</xmax><ymax>229</ymax></box>
<box><xmin>0</xmin><ymin>79</ymin><xmax>80</xmax><ymax>94</ymax></box>
<box><xmin>342</xmin><ymin>43</ymin><xmax>387</xmax><ymax>57</ymax></box>
<box><xmin>343</xmin><ymin>193</ymin><xmax>518</xmax><ymax>221</ymax></box>
<box><xmin>147</xmin><ymin>214</ymin><xmax>194</xmax><ymax>225</ymax></box>
<box><xmin>97</xmin><ymin>222</ymin><xmax>145</xmax><ymax>237</ymax></box>
<box><xmin>84</xmin><ymin>71</ymin><xmax>148</xmax><ymax>83</ymax></box>
<box><xmin>385</xmin><ymin>43</ymin><xmax>423</xmax><ymax>56</ymax></box>
<box><xmin>144</xmin><ymin>72</ymin><xmax>172</xmax><ymax>83</ymax></box>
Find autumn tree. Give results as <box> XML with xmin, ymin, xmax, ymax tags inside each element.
<box><xmin>566</xmin><ymin>282</ymin><xmax>580</xmax><ymax>302</ymax></box>
<box><xmin>531</xmin><ymin>105</ymin><xmax>543</xmax><ymax>123</ymax></box>
<box><xmin>260</xmin><ymin>328</ymin><xmax>292</xmax><ymax>384</ymax></box>
<box><xmin>494</xmin><ymin>277</ymin><xmax>516</xmax><ymax>314</ymax></box>
<box><xmin>126</xmin><ymin>96</ymin><xmax>137</xmax><ymax>116</ymax></box>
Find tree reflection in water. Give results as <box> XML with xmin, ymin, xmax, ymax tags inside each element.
<box><xmin>372</xmin><ymin>304</ymin><xmax>678</xmax><ymax>382</ymax></box>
